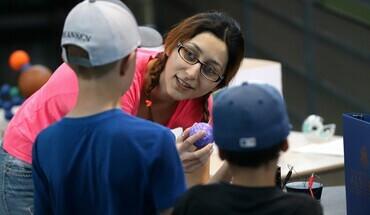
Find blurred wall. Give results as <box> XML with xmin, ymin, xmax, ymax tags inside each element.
<box><xmin>0</xmin><ymin>0</ymin><xmax>78</xmax><ymax>87</ymax></box>
<box><xmin>1</xmin><ymin>0</ymin><xmax>369</xmax><ymax>135</ymax></box>
<box><xmin>148</xmin><ymin>0</ymin><xmax>370</xmax><ymax>135</ymax></box>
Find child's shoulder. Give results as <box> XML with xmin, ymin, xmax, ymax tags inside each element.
<box><xmin>122</xmin><ymin>113</ymin><xmax>172</xmax><ymax>135</ymax></box>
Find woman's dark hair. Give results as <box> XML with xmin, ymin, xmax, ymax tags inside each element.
<box><xmin>146</xmin><ymin>11</ymin><xmax>245</xmax><ymax>122</ymax></box>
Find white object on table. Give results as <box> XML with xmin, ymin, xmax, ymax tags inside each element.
<box><xmin>210</xmin><ymin>131</ymin><xmax>344</xmax><ymax>181</ymax></box>
<box><xmin>229</xmin><ymin>58</ymin><xmax>282</xmax><ymax>95</ymax></box>
<box><xmin>291</xmin><ymin>138</ymin><xmax>344</xmax><ymax>156</ymax></box>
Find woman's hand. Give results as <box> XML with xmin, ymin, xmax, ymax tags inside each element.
<box><xmin>176</xmin><ymin>127</ymin><xmax>214</xmax><ymax>173</ymax></box>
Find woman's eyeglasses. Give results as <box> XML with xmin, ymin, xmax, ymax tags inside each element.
<box><xmin>177</xmin><ymin>43</ymin><xmax>224</xmax><ymax>82</ymax></box>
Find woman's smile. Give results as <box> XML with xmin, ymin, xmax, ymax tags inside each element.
<box><xmin>175</xmin><ymin>75</ymin><xmax>194</xmax><ymax>90</ymax></box>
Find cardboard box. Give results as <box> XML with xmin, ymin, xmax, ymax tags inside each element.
<box><xmin>342</xmin><ymin>113</ymin><xmax>370</xmax><ymax>215</ymax></box>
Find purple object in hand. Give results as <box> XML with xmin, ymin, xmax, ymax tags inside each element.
<box><xmin>190</xmin><ymin>122</ymin><xmax>214</xmax><ymax>148</ymax></box>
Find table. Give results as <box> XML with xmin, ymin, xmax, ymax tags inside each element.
<box><xmin>210</xmin><ymin>131</ymin><xmax>345</xmax><ymax>186</ymax></box>
<box><xmin>320</xmin><ymin>186</ymin><xmax>346</xmax><ymax>215</ymax></box>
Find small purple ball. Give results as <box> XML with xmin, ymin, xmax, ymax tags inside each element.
<box><xmin>190</xmin><ymin>122</ymin><xmax>214</xmax><ymax>148</ymax></box>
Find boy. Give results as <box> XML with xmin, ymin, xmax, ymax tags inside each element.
<box><xmin>32</xmin><ymin>0</ymin><xmax>186</xmax><ymax>214</ymax></box>
<box><xmin>173</xmin><ymin>82</ymin><xmax>323</xmax><ymax>215</ymax></box>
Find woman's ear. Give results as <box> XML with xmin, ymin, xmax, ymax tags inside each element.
<box><xmin>164</xmin><ymin>46</ymin><xmax>175</xmax><ymax>57</ymax></box>
<box><xmin>164</xmin><ymin>49</ymin><xmax>170</xmax><ymax>57</ymax></box>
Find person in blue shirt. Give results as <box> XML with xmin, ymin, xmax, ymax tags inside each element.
<box><xmin>31</xmin><ymin>0</ymin><xmax>186</xmax><ymax>214</ymax></box>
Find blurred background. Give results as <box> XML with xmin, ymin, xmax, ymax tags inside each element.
<box><xmin>1</xmin><ymin>0</ymin><xmax>370</xmax><ymax>135</ymax></box>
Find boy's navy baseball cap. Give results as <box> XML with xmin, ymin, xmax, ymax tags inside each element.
<box><xmin>61</xmin><ymin>0</ymin><xmax>162</xmax><ymax>67</ymax></box>
<box><xmin>213</xmin><ymin>82</ymin><xmax>291</xmax><ymax>152</ymax></box>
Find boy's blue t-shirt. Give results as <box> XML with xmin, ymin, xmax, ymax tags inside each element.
<box><xmin>32</xmin><ymin>109</ymin><xmax>186</xmax><ymax>215</ymax></box>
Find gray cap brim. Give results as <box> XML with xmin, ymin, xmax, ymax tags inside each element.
<box><xmin>139</xmin><ymin>26</ymin><xmax>163</xmax><ymax>47</ymax></box>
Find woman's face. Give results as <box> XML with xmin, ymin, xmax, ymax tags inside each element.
<box><xmin>161</xmin><ymin>32</ymin><xmax>228</xmax><ymax>101</ymax></box>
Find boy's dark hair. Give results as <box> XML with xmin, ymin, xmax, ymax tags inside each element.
<box><xmin>65</xmin><ymin>45</ymin><xmax>120</xmax><ymax>79</ymax></box>
<box><xmin>219</xmin><ymin>141</ymin><xmax>285</xmax><ymax>168</ymax></box>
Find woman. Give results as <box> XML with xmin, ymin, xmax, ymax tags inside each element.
<box><xmin>121</xmin><ymin>11</ymin><xmax>245</xmax><ymax>185</ymax></box>
<box><xmin>1</xmin><ymin>10</ymin><xmax>244</xmax><ymax>213</ymax></box>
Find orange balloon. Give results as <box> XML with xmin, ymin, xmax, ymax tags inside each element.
<box><xmin>9</xmin><ymin>50</ymin><xmax>30</xmax><ymax>71</ymax></box>
<box><xmin>18</xmin><ymin>65</ymin><xmax>52</xmax><ymax>98</ymax></box>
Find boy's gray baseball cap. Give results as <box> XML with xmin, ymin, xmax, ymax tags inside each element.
<box><xmin>61</xmin><ymin>0</ymin><xmax>162</xmax><ymax>67</ymax></box>
<box><xmin>213</xmin><ymin>82</ymin><xmax>291</xmax><ymax>152</ymax></box>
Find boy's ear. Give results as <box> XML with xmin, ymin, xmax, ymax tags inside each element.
<box><xmin>119</xmin><ymin>51</ymin><xmax>135</xmax><ymax>76</ymax></box>
<box><xmin>119</xmin><ymin>57</ymin><xmax>128</xmax><ymax>76</ymax></box>
<box><xmin>281</xmin><ymin>139</ymin><xmax>289</xmax><ymax>152</ymax></box>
